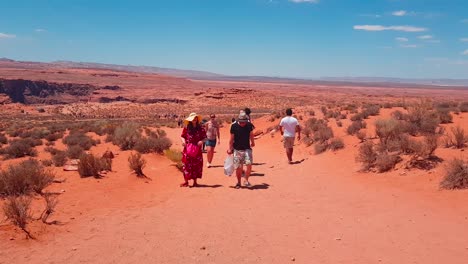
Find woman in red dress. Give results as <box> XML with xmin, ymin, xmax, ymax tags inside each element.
<box><xmin>180</xmin><ymin>113</ymin><xmax>207</xmax><ymax>187</ymax></box>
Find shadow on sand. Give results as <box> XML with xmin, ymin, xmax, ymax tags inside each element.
<box><xmin>289</xmin><ymin>159</ymin><xmax>305</xmax><ymax>165</ymax></box>
<box><xmin>191</xmin><ymin>184</ymin><xmax>223</xmax><ymax>188</ymax></box>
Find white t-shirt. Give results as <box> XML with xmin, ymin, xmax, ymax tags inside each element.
<box><xmin>279</xmin><ymin>116</ymin><xmax>299</xmax><ymax>138</ymax></box>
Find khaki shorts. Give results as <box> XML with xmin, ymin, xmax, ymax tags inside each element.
<box><xmin>233</xmin><ymin>149</ymin><xmax>253</xmax><ymax>169</ymax></box>
<box><xmin>283</xmin><ymin>137</ymin><xmax>295</xmax><ymax>149</ymax></box>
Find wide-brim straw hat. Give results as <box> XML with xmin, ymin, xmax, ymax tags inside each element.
<box><xmin>183</xmin><ymin>112</ymin><xmax>202</xmax><ymax>126</ymax></box>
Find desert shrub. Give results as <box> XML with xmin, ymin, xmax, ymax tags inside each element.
<box><xmin>350</xmin><ymin>113</ymin><xmax>364</xmax><ymax>121</ymax></box>
<box><xmin>52</xmin><ymin>150</ymin><xmax>68</xmax><ymax>167</ymax></box>
<box><xmin>459</xmin><ymin>102</ymin><xmax>468</xmax><ymax>113</ymax></box>
<box><xmin>313</xmin><ymin>126</ymin><xmax>333</xmax><ymax>143</ymax></box>
<box><xmin>67</xmin><ymin>145</ymin><xmax>85</xmax><ymax>159</ymax></box>
<box><xmin>78</xmin><ymin>153</ymin><xmax>103</xmax><ymax>178</ymax></box>
<box><xmin>347</xmin><ymin>120</ymin><xmax>365</xmax><ymax>135</ymax></box>
<box><xmin>423</xmin><ymin>135</ymin><xmax>439</xmax><ymax>157</ymax></box>
<box><xmin>383</xmin><ymin>102</ymin><xmax>393</xmax><ymax>109</ymax></box>
<box><xmin>46</xmin><ymin>132</ymin><xmax>63</xmax><ymax>142</ymax></box>
<box><xmin>451</xmin><ymin>126</ymin><xmax>466</xmax><ymax>149</ymax></box>
<box><xmin>63</xmin><ymin>131</ymin><xmax>97</xmax><ymax>150</ymax></box>
<box><xmin>440</xmin><ymin>158</ymin><xmax>468</xmax><ymax>189</ymax></box>
<box><xmin>165</xmin><ymin>149</ymin><xmax>183</xmax><ymax>172</ymax></box>
<box><xmin>406</xmin><ymin>102</ymin><xmax>440</xmax><ymax>135</ymax></box>
<box><xmin>375</xmin><ymin>153</ymin><xmax>400</xmax><ymax>172</ymax></box>
<box><xmin>321</xmin><ymin>106</ymin><xmax>328</xmax><ymax>115</ymax></box>
<box><xmin>363</xmin><ymin>105</ymin><xmax>380</xmax><ymax>116</ymax></box>
<box><xmin>0</xmin><ymin>159</ymin><xmax>55</xmax><ymax>196</ymax></box>
<box><xmin>301</xmin><ymin>137</ymin><xmax>314</xmax><ymax>147</ymax></box>
<box><xmin>134</xmin><ymin>137</ymin><xmax>172</xmax><ymax>154</ymax></box>
<box><xmin>356</xmin><ymin>141</ymin><xmax>377</xmax><ymax>171</ymax></box>
<box><xmin>42</xmin><ymin>159</ymin><xmax>53</xmax><ymax>167</ymax></box>
<box><xmin>356</xmin><ymin>131</ymin><xmax>366</xmax><ymax>142</ymax></box>
<box><xmin>437</xmin><ymin>108</ymin><xmax>453</xmax><ymax>124</ymax></box>
<box><xmin>329</xmin><ymin>138</ymin><xmax>345</xmax><ymax>151</ymax></box>
<box><xmin>391</xmin><ymin>110</ymin><xmax>406</xmax><ymax>120</ymax></box>
<box><xmin>375</xmin><ymin>118</ymin><xmax>404</xmax><ymax>145</ymax></box>
<box><xmin>3</xmin><ymin>196</ymin><xmax>33</xmax><ymax>238</ymax></box>
<box><xmin>309</xmin><ymin>110</ymin><xmax>315</xmax><ymax>116</ymax></box>
<box><xmin>100</xmin><ymin>157</ymin><xmax>113</xmax><ymax>171</ymax></box>
<box><xmin>44</xmin><ymin>146</ymin><xmax>59</xmax><ymax>155</ymax></box>
<box><xmin>314</xmin><ymin>142</ymin><xmax>329</xmax><ymax>154</ymax></box>
<box><xmin>128</xmin><ymin>152</ymin><xmax>146</xmax><ymax>177</ymax></box>
<box><xmin>112</xmin><ymin>122</ymin><xmax>142</xmax><ymax>150</ymax></box>
<box><xmin>3</xmin><ymin>139</ymin><xmax>39</xmax><ymax>159</ymax></box>
<box><xmin>40</xmin><ymin>193</ymin><xmax>58</xmax><ymax>224</ymax></box>
<box><xmin>336</xmin><ymin>121</ymin><xmax>343</xmax><ymax>127</ymax></box>
<box><xmin>0</xmin><ymin>133</ymin><xmax>7</xmax><ymax>145</ymax></box>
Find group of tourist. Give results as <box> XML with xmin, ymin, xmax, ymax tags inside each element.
<box><xmin>179</xmin><ymin>108</ymin><xmax>301</xmax><ymax>188</ymax></box>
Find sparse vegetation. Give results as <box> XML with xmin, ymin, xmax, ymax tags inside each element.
<box><xmin>329</xmin><ymin>138</ymin><xmax>345</xmax><ymax>151</ymax></box>
<box><xmin>451</xmin><ymin>126</ymin><xmax>466</xmax><ymax>149</ymax></box>
<box><xmin>165</xmin><ymin>149</ymin><xmax>183</xmax><ymax>172</ymax></box>
<box><xmin>0</xmin><ymin>159</ymin><xmax>55</xmax><ymax>196</ymax></box>
<box><xmin>440</xmin><ymin>158</ymin><xmax>468</xmax><ymax>190</ymax></box>
<box><xmin>356</xmin><ymin>141</ymin><xmax>377</xmax><ymax>171</ymax></box>
<box><xmin>128</xmin><ymin>152</ymin><xmax>147</xmax><ymax>177</ymax></box>
<box><xmin>2</xmin><ymin>196</ymin><xmax>34</xmax><ymax>238</ymax></box>
<box><xmin>63</xmin><ymin>131</ymin><xmax>98</xmax><ymax>150</ymax></box>
<box><xmin>78</xmin><ymin>153</ymin><xmax>103</xmax><ymax>178</ymax></box>
<box><xmin>112</xmin><ymin>122</ymin><xmax>142</xmax><ymax>150</ymax></box>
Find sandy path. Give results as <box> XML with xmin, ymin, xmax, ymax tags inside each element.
<box><xmin>1</xmin><ymin>121</ymin><xmax>468</xmax><ymax>264</ymax></box>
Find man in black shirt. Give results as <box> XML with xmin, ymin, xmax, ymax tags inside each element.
<box><xmin>228</xmin><ymin>113</ymin><xmax>255</xmax><ymax>189</ymax></box>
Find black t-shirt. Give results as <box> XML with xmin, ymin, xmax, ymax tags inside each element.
<box><xmin>230</xmin><ymin>122</ymin><xmax>254</xmax><ymax>150</ymax></box>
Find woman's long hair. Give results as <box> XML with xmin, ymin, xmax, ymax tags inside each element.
<box><xmin>187</xmin><ymin>120</ymin><xmax>200</xmax><ymax>133</ymax></box>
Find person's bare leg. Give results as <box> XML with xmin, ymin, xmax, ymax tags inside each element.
<box><xmin>245</xmin><ymin>164</ymin><xmax>252</xmax><ymax>183</ymax></box>
<box><xmin>236</xmin><ymin>166</ymin><xmax>243</xmax><ymax>187</ymax></box>
<box><xmin>286</xmin><ymin>148</ymin><xmax>293</xmax><ymax>163</ymax></box>
<box><xmin>207</xmin><ymin>146</ymin><xmax>214</xmax><ymax>164</ymax></box>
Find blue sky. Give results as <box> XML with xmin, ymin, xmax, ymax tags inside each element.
<box><xmin>1</xmin><ymin>0</ymin><xmax>467</xmax><ymax>78</ymax></box>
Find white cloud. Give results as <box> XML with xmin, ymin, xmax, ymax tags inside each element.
<box><xmin>396</xmin><ymin>37</ymin><xmax>408</xmax><ymax>42</ymax></box>
<box><xmin>35</xmin><ymin>29</ymin><xmax>46</xmax><ymax>33</ymax></box>
<box><xmin>400</xmin><ymin>44</ymin><xmax>419</xmax><ymax>48</ymax></box>
<box><xmin>460</xmin><ymin>38</ymin><xmax>468</xmax><ymax>42</ymax></box>
<box><xmin>0</xmin><ymin>33</ymin><xmax>16</xmax><ymax>39</ymax></box>
<box><xmin>418</xmin><ymin>35</ymin><xmax>433</xmax><ymax>39</ymax></box>
<box><xmin>353</xmin><ymin>25</ymin><xmax>428</xmax><ymax>32</ymax></box>
<box><xmin>289</xmin><ymin>0</ymin><xmax>319</xmax><ymax>3</ymax></box>
<box><xmin>392</xmin><ymin>10</ymin><xmax>407</xmax><ymax>16</ymax></box>
<box><xmin>462</xmin><ymin>50</ymin><xmax>468</xmax><ymax>55</ymax></box>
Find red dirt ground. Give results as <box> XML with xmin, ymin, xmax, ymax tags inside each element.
<box><xmin>1</xmin><ymin>113</ymin><xmax>468</xmax><ymax>264</ymax></box>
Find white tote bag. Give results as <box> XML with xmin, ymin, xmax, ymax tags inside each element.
<box><xmin>224</xmin><ymin>155</ymin><xmax>234</xmax><ymax>176</ymax></box>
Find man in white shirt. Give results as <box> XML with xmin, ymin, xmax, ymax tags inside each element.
<box><xmin>279</xmin><ymin>108</ymin><xmax>301</xmax><ymax>164</ymax></box>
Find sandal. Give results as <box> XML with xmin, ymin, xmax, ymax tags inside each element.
<box><xmin>234</xmin><ymin>183</ymin><xmax>241</xmax><ymax>189</ymax></box>
<box><xmin>180</xmin><ymin>182</ymin><xmax>189</xmax><ymax>187</ymax></box>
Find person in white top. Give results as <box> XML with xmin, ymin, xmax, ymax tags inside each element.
<box><xmin>279</xmin><ymin>108</ymin><xmax>301</xmax><ymax>164</ymax></box>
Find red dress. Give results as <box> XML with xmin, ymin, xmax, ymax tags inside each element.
<box><xmin>181</xmin><ymin>126</ymin><xmax>207</xmax><ymax>180</ymax></box>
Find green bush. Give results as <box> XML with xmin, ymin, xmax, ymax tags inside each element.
<box><xmin>165</xmin><ymin>149</ymin><xmax>183</xmax><ymax>171</ymax></box>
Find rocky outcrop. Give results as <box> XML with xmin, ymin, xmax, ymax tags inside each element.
<box><xmin>0</xmin><ymin>79</ymin><xmax>121</xmax><ymax>104</ymax></box>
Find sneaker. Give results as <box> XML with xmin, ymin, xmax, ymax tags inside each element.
<box><xmin>244</xmin><ymin>181</ymin><xmax>251</xmax><ymax>187</ymax></box>
<box><xmin>234</xmin><ymin>183</ymin><xmax>241</xmax><ymax>189</ymax></box>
